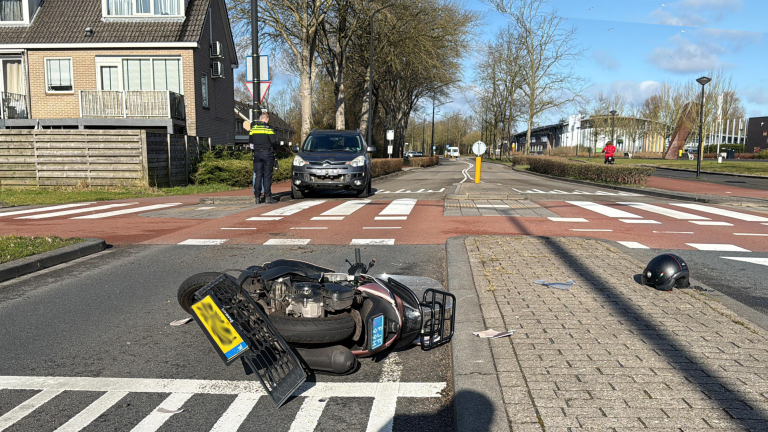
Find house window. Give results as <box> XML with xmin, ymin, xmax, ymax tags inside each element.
<box><xmin>201</xmin><ymin>74</ymin><xmax>209</xmax><ymax>108</ymax></box>
<box><xmin>100</xmin><ymin>66</ymin><xmax>120</xmax><ymax>91</ymax></box>
<box><xmin>122</xmin><ymin>58</ymin><xmax>181</xmax><ymax>94</ymax></box>
<box><xmin>45</xmin><ymin>58</ymin><xmax>73</xmax><ymax>93</ymax></box>
<box><xmin>104</xmin><ymin>0</ymin><xmax>182</xmax><ymax>17</ymax></box>
<box><xmin>0</xmin><ymin>0</ymin><xmax>23</xmax><ymax>21</ymax></box>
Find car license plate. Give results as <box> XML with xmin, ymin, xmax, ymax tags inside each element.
<box><xmin>191</xmin><ymin>295</ymin><xmax>249</xmax><ymax>363</ymax></box>
<box><xmin>317</xmin><ymin>169</ymin><xmax>339</xmax><ymax>176</ymax></box>
<box><xmin>371</xmin><ymin>314</ymin><xmax>384</xmax><ymax>350</ymax></box>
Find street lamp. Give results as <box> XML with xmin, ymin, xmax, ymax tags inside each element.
<box><xmin>431</xmin><ymin>98</ymin><xmax>452</xmax><ymax>157</ymax></box>
<box><xmin>367</xmin><ymin>3</ymin><xmax>395</xmax><ymax>149</ymax></box>
<box><xmin>609</xmin><ymin>109</ymin><xmax>617</xmax><ymax>147</ymax></box>
<box><xmin>695</xmin><ymin>76</ymin><xmax>711</xmax><ymax>178</ymax></box>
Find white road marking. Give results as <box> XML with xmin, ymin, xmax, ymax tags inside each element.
<box><xmin>459</xmin><ymin>161</ymin><xmax>474</xmax><ymax>183</ymax></box>
<box><xmin>548</xmin><ymin>217</ymin><xmax>589</xmax><ymax>222</ymax></box>
<box><xmin>71</xmin><ymin>203</ymin><xmax>182</xmax><ymax>219</ymax></box>
<box><xmin>197</xmin><ymin>207</ymin><xmax>216</xmax><ymax>210</ymax></box>
<box><xmin>178</xmin><ymin>239</ymin><xmax>228</xmax><ymax>245</ymax></box>
<box><xmin>722</xmin><ymin>257</ymin><xmax>768</xmax><ymax>267</ymax></box>
<box><xmin>291</xmin><ymin>227</ymin><xmax>328</xmax><ymax>230</ymax></box>
<box><xmin>247</xmin><ymin>216</ymin><xmax>283</xmax><ymax>221</ymax></box>
<box><xmin>734</xmin><ymin>233</ymin><xmax>768</xmax><ymax>236</ymax></box>
<box><xmin>0</xmin><ymin>389</ymin><xmax>63</xmax><ymax>431</ymax></box>
<box><xmin>620</xmin><ymin>219</ymin><xmax>661</xmax><ymax>224</ymax></box>
<box><xmin>375</xmin><ymin>216</ymin><xmax>408</xmax><ymax>221</ymax></box>
<box><xmin>288</xmin><ymin>397</ymin><xmax>329</xmax><ymax>432</ymax></box>
<box><xmin>690</xmin><ymin>221</ymin><xmax>733</xmax><ymax>226</ymax></box>
<box><xmin>209</xmin><ymin>394</ymin><xmax>261</xmax><ymax>432</ymax></box>
<box><xmin>221</xmin><ymin>228</ymin><xmax>258</xmax><ymax>230</ymax></box>
<box><xmin>671</xmin><ymin>203</ymin><xmax>768</xmax><ymax>222</ymax></box>
<box><xmin>18</xmin><ymin>203</ymin><xmax>137</xmax><ymax>219</ymax></box>
<box><xmin>264</xmin><ymin>239</ymin><xmax>311</xmax><ymax>245</ymax></box>
<box><xmin>320</xmin><ymin>200</ymin><xmax>370</xmax><ymax>216</ymax></box>
<box><xmin>379</xmin><ymin>199</ymin><xmax>417</xmax><ymax>216</ymax></box>
<box><xmin>617</xmin><ymin>241</ymin><xmax>650</xmax><ymax>249</ymax></box>
<box><xmin>512</xmin><ymin>189</ymin><xmax>642</xmax><ymax>196</ymax></box>
<box><xmin>351</xmin><ymin>239</ymin><xmax>395</xmax><ymax>245</ymax></box>
<box><xmin>653</xmin><ymin>231</ymin><xmax>694</xmax><ymax>234</ymax></box>
<box><xmin>366</xmin><ymin>353</ymin><xmax>402</xmax><ymax>432</ymax></box>
<box><xmin>376</xmin><ymin>188</ymin><xmax>445</xmax><ymax>194</ymax></box>
<box><xmin>570</xmin><ymin>229</ymin><xmax>613</xmax><ymax>232</ymax></box>
<box><xmin>567</xmin><ymin>201</ymin><xmax>642</xmax><ymax>218</ymax></box>
<box><xmin>55</xmin><ymin>391</ymin><xmax>128</xmax><ymax>432</ymax></box>
<box><xmin>763</xmin><ymin>223</ymin><xmax>768</xmax><ymax>226</ymax></box>
<box><xmin>0</xmin><ymin>203</ymin><xmax>95</xmax><ymax>217</ymax></box>
<box><xmin>363</xmin><ymin>227</ymin><xmax>401</xmax><ymax>229</ymax></box>
<box><xmin>311</xmin><ymin>216</ymin><xmax>345</xmax><ymax>221</ymax></box>
<box><xmin>617</xmin><ymin>202</ymin><xmax>710</xmax><ymax>220</ymax></box>
<box><xmin>686</xmin><ymin>243</ymin><xmax>751</xmax><ymax>252</ymax></box>
<box><xmin>262</xmin><ymin>200</ymin><xmax>326</xmax><ymax>216</ymax></box>
<box><xmin>129</xmin><ymin>392</ymin><xmax>192</xmax><ymax>432</ymax></box>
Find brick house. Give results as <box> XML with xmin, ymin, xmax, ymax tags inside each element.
<box><xmin>0</xmin><ymin>0</ymin><xmax>238</xmax><ymax>145</ymax></box>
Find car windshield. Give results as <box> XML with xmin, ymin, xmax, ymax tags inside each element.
<box><xmin>302</xmin><ymin>135</ymin><xmax>362</xmax><ymax>152</ymax></box>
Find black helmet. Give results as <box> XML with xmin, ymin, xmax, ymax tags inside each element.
<box><xmin>641</xmin><ymin>253</ymin><xmax>690</xmax><ymax>291</ymax></box>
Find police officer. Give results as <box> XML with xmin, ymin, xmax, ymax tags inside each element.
<box><xmin>249</xmin><ymin>112</ymin><xmax>277</xmax><ymax>204</ymax></box>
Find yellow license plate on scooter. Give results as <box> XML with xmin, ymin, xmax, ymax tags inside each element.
<box><xmin>191</xmin><ymin>295</ymin><xmax>249</xmax><ymax>364</ymax></box>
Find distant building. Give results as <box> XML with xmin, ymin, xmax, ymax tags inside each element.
<box><xmin>746</xmin><ymin>116</ymin><xmax>768</xmax><ymax>153</ymax></box>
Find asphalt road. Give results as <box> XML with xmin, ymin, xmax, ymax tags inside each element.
<box><xmin>651</xmin><ymin>166</ymin><xmax>768</xmax><ymax>192</ymax></box>
<box><xmin>0</xmin><ymin>244</ymin><xmax>452</xmax><ymax>432</ymax></box>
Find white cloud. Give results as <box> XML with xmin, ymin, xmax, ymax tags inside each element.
<box><xmin>743</xmin><ymin>86</ymin><xmax>768</xmax><ymax>106</ymax></box>
<box><xmin>648</xmin><ymin>36</ymin><xmax>727</xmax><ymax>73</ymax></box>
<box><xmin>588</xmin><ymin>81</ymin><xmax>662</xmax><ymax>106</ymax></box>
<box><xmin>650</xmin><ymin>0</ymin><xmax>743</xmax><ymax>27</ymax></box>
<box><xmin>592</xmin><ymin>50</ymin><xmax>620</xmax><ymax>70</ymax></box>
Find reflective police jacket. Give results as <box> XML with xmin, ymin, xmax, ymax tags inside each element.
<box><xmin>249</xmin><ymin>121</ymin><xmax>277</xmax><ymax>152</ymax></box>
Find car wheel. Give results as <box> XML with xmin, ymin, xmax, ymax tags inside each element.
<box><xmin>356</xmin><ymin>182</ymin><xmax>369</xmax><ymax>198</ymax></box>
<box><xmin>292</xmin><ymin>184</ymin><xmax>304</xmax><ymax>199</ymax></box>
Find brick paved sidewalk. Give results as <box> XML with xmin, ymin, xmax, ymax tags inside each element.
<box><xmin>465</xmin><ymin>236</ymin><xmax>768</xmax><ymax>431</ymax></box>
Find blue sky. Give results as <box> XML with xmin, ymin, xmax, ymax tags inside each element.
<box><xmin>450</xmin><ymin>0</ymin><xmax>768</xmax><ymax>125</ymax></box>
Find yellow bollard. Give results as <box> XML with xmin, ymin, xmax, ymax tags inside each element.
<box><xmin>475</xmin><ymin>157</ymin><xmax>481</xmax><ymax>183</ymax></box>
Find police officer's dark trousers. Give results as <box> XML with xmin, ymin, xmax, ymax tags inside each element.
<box><xmin>253</xmin><ymin>150</ymin><xmax>275</xmax><ymax>198</ymax></box>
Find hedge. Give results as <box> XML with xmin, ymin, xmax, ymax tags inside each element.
<box><xmin>194</xmin><ymin>156</ymin><xmax>293</xmax><ymax>187</ymax></box>
<box><xmin>408</xmin><ymin>156</ymin><xmax>439</xmax><ymax>168</ymax></box>
<box><xmin>372</xmin><ymin>158</ymin><xmax>403</xmax><ymax>177</ymax></box>
<box><xmin>527</xmin><ymin>156</ymin><xmax>654</xmax><ymax>185</ymax></box>
<box><xmin>757</xmin><ymin>150</ymin><xmax>768</xmax><ymax>159</ymax></box>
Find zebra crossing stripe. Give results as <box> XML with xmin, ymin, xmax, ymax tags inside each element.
<box><xmin>264</xmin><ymin>239</ymin><xmax>311</xmax><ymax>245</ymax></box>
<box><xmin>0</xmin><ymin>389</ymin><xmax>63</xmax><ymax>431</ymax></box>
<box><xmin>722</xmin><ymin>257</ymin><xmax>768</xmax><ymax>267</ymax></box>
<box><xmin>247</xmin><ymin>216</ymin><xmax>283</xmax><ymax>221</ymax></box>
<box><xmin>617</xmin><ymin>241</ymin><xmax>650</xmax><ymax>249</ymax></box>
<box><xmin>209</xmin><ymin>394</ymin><xmax>262</xmax><ymax>432</ymax></box>
<box><xmin>288</xmin><ymin>397</ymin><xmax>329</xmax><ymax>432</ymax></box>
<box><xmin>617</xmin><ymin>202</ymin><xmax>710</xmax><ymax>220</ymax></box>
<box><xmin>178</xmin><ymin>239</ymin><xmax>228</xmax><ymax>245</ymax></box>
<box><xmin>620</xmin><ymin>219</ymin><xmax>660</xmax><ymax>224</ymax></box>
<box><xmin>548</xmin><ymin>217</ymin><xmax>589</xmax><ymax>222</ymax></box>
<box><xmin>566</xmin><ymin>201</ymin><xmax>642</xmax><ymax>218</ymax></box>
<box><xmin>262</xmin><ymin>200</ymin><xmax>326</xmax><ymax>216</ymax></box>
<box><xmin>72</xmin><ymin>203</ymin><xmax>182</xmax><ymax>219</ymax></box>
<box><xmin>686</xmin><ymin>243</ymin><xmax>751</xmax><ymax>252</ymax></box>
<box><xmin>319</xmin><ymin>200</ymin><xmax>370</xmax><ymax>216</ymax></box>
<box><xmin>671</xmin><ymin>203</ymin><xmax>768</xmax><ymax>222</ymax></box>
<box><xmin>54</xmin><ymin>391</ymin><xmax>128</xmax><ymax>432</ymax></box>
<box><xmin>379</xmin><ymin>199</ymin><xmax>417</xmax><ymax>216</ymax></box>
<box><xmin>690</xmin><ymin>221</ymin><xmax>733</xmax><ymax>226</ymax></box>
<box><xmin>0</xmin><ymin>203</ymin><xmax>96</xmax><ymax>218</ymax></box>
<box><xmin>17</xmin><ymin>203</ymin><xmax>137</xmax><ymax>219</ymax></box>
<box><xmin>129</xmin><ymin>392</ymin><xmax>193</xmax><ymax>432</ymax></box>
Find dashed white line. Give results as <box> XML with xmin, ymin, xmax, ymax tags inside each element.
<box><xmin>311</xmin><ymin>216</ymin><xmax>345</xmax><ymax>221</ymax></box>
<box><xmin>72</xmin><ymin>203</ymin><xmax>182</xmax><ymax>219</ymax></box>
<box><xmin>686</xmin><ymin>243</ymin><xmax>751</xmax><ymax>252</ymax></box>
<box><xmin>363</xmin><ymin>227</ymin><xmax>401</xmax><ymax>229</ymax></box>
<box><xmin>18</xmin><ymin>202</ymin><xmax>137</xmax><ymax>219</ymax></box>
<box><xmin>548</xmin><ymin>217</ymin><xmax>589</xmax><ymax>222</ymax></box>
<box><xmin>197</xmin><ymin>207</ymin><xmax>216</xmax><ymax>210</ymax></box>
<box><xmin>0</xmin><ymin>203</ymin><xmax>95</xmax><ymax>217</ymax></box>
<box><xmin>375</xmin><ymin>216</ymin><xmax>408</xmax><ymax>221</ymax></box>
<box><xmin>291</xmin><ymin>227</ymin><xmax>328</xmax><ymax>230</ymax></box>
<box><xmin>247</xmin><ymin>216</ymin><xmax>283</xmax><ymax>221</ymax></box>
<box><xmin>690</xmin><ymin>221</ymin><xmax>733</xmax><ymax>226</ymax></box>
<box><xmin>570</xmin><ymin>229</ymin><xmax>613</xmax><ymax>232</ymax></box>
<box><xmin>264</xmin><ymin>239</ymin><xmax>311</xmax><ymax>245</ymax></box>
<box><xmin>653</xmin><ymin>231</ymin><xmax>694</xmax><ymax>234</ymax></box>
<box><xmin>350</xmin><ymin>239</ymin><xmax>395</xmax><ymax>245</ymax></box>
<box><xmin>733</xmin><ymin>233</ymin><xmax>768</xmax><ymax>236</ymax></box>
<box><xmin>620</xmin><ymin>219</ymin><xmax>661</xmax><ymax>224</ymax></box>
<box><xmin>617</xmin><ymin>241</ymin><xmax>650</xmax><ymax>249</ymax></box>
<box><xmin>671</xmin><ymin>203</ymin><xmax>768</xmax><ymax>222</ymax></box>
<box><xmin>178</xmin><ymin>239</ymin><xmax>228</xmax><ymax>245</ymax></box>
<box><xmin>221</xmin><ymin>228</ymin><xmax>258</xmax><ymax>230</ymax></box>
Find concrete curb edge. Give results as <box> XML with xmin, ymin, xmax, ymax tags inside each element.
<box><xmin>640</xmin><ymin>164</ymin><xmax>768</xmax><ymax>180</ymax></box>
<box><xmin>446</xmin><ymin>236</ymin><xmax>511</xmax><ymax>432</ymax></box>
<box><xmin>0</xmin><ymin>238</ymin><xmax>107</xmax><ymax>283</ymax></box>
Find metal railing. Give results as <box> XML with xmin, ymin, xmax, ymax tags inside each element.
<box><xmin>79</xmin><ymin>90</ymin><xmax>186</xmax><ymax>121</ymax></box>
<box><xmin>0</xmin><ymin>92</ymin><xmax>29</xmax><ymax>119</ymax></box>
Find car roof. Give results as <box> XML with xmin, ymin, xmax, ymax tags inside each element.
<box><xmin>309</xmin><ymin>130</ymin><xmax>361</xmax><ymax>136</ymax></box>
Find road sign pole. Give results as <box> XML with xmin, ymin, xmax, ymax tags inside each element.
<box><xmin>475</xmin><ymin>157</ymin><xmax>481</xmax><ymax>183</ymax></box>
<box><xmin>251</xmin><ymin>0</ymin><xmax>260</xmax><ymax>119</ymax></box>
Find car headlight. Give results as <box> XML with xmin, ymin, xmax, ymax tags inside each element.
<box><xmin>347</xmin><ymin>156</ymin><xmax>366</xmax><ymax>167</ymax></box>
<box><xmin>293</xmin><ymin>155</ymin><xmax>306</xmax><ymax>167</ymax></box>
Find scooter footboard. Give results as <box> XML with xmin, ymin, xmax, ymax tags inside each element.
<box><xmin>191</xmin><ymin>273</ymin><xmax>307</xmax><ymax>407</ymax></box>
<box><xmin>420</xmin><ymin>288</ymin><xmax>456</xmax><ymax>351</ymax></box>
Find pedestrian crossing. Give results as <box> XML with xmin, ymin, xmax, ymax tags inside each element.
<box><xmin>0</xmin><ymin>202</ymin><xmax>182</xmax><ymax>220</ymax></box>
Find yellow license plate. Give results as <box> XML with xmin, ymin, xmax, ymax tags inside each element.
<box><xmin>191</xmin><ymin>295</ymin><xmax>248</xmax><ymax>361</ymax></box>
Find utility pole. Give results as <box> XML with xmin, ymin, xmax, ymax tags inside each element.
<box><xmin>422</xmin><ymin>119</ymin><xmax>425</xmax><ymax>154</ymax></box>
<box><xmin>431</xmin><ymin>96</ymin><xmax>436</xmax><ymax>157</ymax></box>
<box><xmin>251</xmin><ymin>0</ymin><xmax>260</xmax><ymax>120</ymax></box>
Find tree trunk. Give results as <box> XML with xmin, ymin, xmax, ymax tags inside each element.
<box><xmin>300</xmin><ymin>48</ymin><xmax>313</xmax><ymax>141</ymax></box>
<box><xmin>359</xmin><ymin>64</ymin><xmax>371</xmax><ymax>142</ymax></box>
<box><xmin>335</xmin><ymin>63</ymin><xmax>345</xmax><ymax>130</ymax></box>
<box><xmin>525</xmin><ymin>114</ymin><xmax>533</xmax><ymax>154</ymax></box>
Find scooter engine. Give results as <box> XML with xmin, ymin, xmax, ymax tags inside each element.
<box><xmin>287</xmin><ymin>282</ymin><xmax>324</xmax><ymax>318</ymax></box>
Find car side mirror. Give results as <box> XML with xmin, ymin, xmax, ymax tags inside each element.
<box><xmin>367</xmin><ymin>146</ymin><xmax>376</xmax><ymax>153</ymax></box>
<box><xmin>291</xmin><ymin>145</ymin><xmax>300</xmax><ymax>153</ymax></box>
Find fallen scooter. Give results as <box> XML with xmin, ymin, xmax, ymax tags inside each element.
<box><xmin>177</xmin><ymin>249</ymin><xmax>456</xmax><ymax>407</ymax></box>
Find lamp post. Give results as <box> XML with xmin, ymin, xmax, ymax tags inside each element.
<box><xmin>695</xmin><ymin>76</ymin><xmax>711</xmax><ymax>178</ymax></box>
<box><xmin>431</xmin><ymin>98</ymin><xmax>451</xmax><ymax>157</ymax></box>
<box><xmin>609</xmin><ymin>110</ymin><xmax>617</xmax><ymax>147</ymax></box>
<box><xmin>251</xmin><ymin>0</ymin><xmax>261</xmax><ymax>119</ymax></box>
<box><xmin>367</xmin><ymin>3</ymin><xmax>395</xmax><ymax>149</ymax></box>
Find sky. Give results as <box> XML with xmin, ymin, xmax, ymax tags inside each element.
<box><xmin>450</xmin><ymin>0</ymin><xmax>768</xmax><ymax>127</ymax></box>
<box><xmin>263</xmin><ymin>0</ymin><xmax>768</xmax><ymax>129</ymax></box>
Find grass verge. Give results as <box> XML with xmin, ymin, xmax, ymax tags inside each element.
<box><xmin>568</xmin><ymin>157</ymin><xmax>768</xmax><ymax>176</ymax></box>
<box><xmin>0</xmin><ymin>235</ymin><xmax>84</xmax><ymax>264</ymax></box>
<box><xmin>0</xmin><ymin>183</ymin><xmax>238</xmax><ymax>207</ymax></box>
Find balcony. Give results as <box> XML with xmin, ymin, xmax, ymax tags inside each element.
<box><xmin>79</xmin><ymin>90</ymin><xmax>186</xmax><ymax>121</ymax></box>
<box><xmin>0</xmin><ymin>92</ymin><xmax>29</xmax><ymax>120</ymax></box>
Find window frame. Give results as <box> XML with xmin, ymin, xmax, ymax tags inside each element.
<box><xmin>44</xmin><ymin>57</ymin><xmax>74</xmax><ymax>94</ymax></box>
<box><xmin>201</xmin><ymin>74</ymin><xmax>209</xmax><ymax>108</ymax></box>
<box><xmin>102</xmin><ymin>0</ymin><xmax>184</xmax><ymax>18</ymax></box>
<box><xmin>94</xmin><ymin>56</ymin><xmax>183</xmax><ymax>94</ymax></box>
<box><xmin>0</xmin><ymin>0</ymin><xmax>29</xmax><ymax>25</ymax></box>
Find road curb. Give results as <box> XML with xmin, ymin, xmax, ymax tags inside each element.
<box><xmin>641</xmin><ymin>164</ymin><xmax>768</xmax><ymax>179</ymax></box>
<box><xmin>446</xmin><ymin>236</ymin><xmax>511</xmax><ymax>432</ymax></box>
<box><xmin>0</xmin><ymin>238</ymin><xmax>107</xmax><ymax>283</ymax></box>
<box><xmin>508</xmin><ymin>165</ymin><xmax>710</xmax><ymax>202</ymax></box>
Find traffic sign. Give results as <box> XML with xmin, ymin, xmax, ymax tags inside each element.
<box><xmin>386</xmin><ymin>130</ymin><xmax>394</xmax><ymax>141</ymax></box>
<box><xmin>245</xmin><ymin>55</ymin><xmax>270</xmax><ymax>82</ymax></box>
<box><xmin>245</xmin><ymin>81</ymin><xmax>271</xmax><ymax>104</ymax></box>
<box><xmin>472</xmin><ymin>141</ymin><xmax>487</xmax><ymax>156</ymax></box>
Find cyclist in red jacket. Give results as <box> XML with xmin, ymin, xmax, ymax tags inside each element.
<box><xmin>603</xmin><ymin>141</ymin><xmax>616</xmax><ymax>164</ymax></box>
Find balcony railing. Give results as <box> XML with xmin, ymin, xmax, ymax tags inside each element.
<box><xmin>0</xmin><ymin>92</ymin><xmax>29</xmax><ymax>119</ymax></box>
<box><xmin>79</xmin><ymin>90</ymin><xmax>186</xmax><ymax>121</ymax></box>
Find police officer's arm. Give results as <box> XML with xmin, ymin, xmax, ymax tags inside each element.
<box><xmin>269</xmin><ymin>129</ymin><xmax>277</xmax><ymax>151</ymax></box>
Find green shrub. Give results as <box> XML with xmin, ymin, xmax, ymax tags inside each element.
<box><xmin>703</xmin><ymin>143</ymin><xmax>745</xmax><ymax>154</ymax></box>
<box><xmin>372</xmin><ymin>158</ymin><xmax>403</xmax><ymax>177</ymax></box>
<box><xmin>511</xmin><ymin>155</ymin><xmax>533</xmax><ymax>166</ymax></box>
<box><xmin>755</xmin><ymin>149</ymin><xmax>768</xmax><ymax>159</ymax></box>
<box><xmin>408</xmin><ymin>156</ymin><xmax>439</xmax><ymax>168</ymax></box>
<box><xmin>194</xmin><ymin>155</ymin><xmax>293</xmax><ymax>187</ymax></box>
<box><xmin>527</xmin><ymin>156</ymin><xmax>655</xmax><ymax>185</ymax></box>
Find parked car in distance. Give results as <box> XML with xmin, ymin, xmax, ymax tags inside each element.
<box><xmin>291</xmin><ymin>130</ymin><xmax>375</xmax><ymax>199</ymax></box>
<box><xmin>404</xmin><ymin>151</ymin><xmax>423</xmax><ymax>160</ymax></box>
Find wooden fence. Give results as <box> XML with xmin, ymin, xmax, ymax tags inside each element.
<box><xmin>0</xmin><ymin>130</ymin><xmax>209</xmax><ymax>187</ymax></box>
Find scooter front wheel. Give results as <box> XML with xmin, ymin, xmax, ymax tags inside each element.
<box><xmin>177</xmin><ymin>272</ymin><xmax>223</xmax><ymax>314</ymax></box>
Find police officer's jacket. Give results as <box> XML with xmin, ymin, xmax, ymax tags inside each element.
<box><xmin>249</xmin><ymin>121</ymin><xmax>277</xmax><ymax>152</ymax></box>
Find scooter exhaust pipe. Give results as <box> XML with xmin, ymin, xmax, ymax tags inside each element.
<box><xmin>294</xmin><ymin>345</ymin><xmax>358</xmax><ymax>375</ymax></box>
